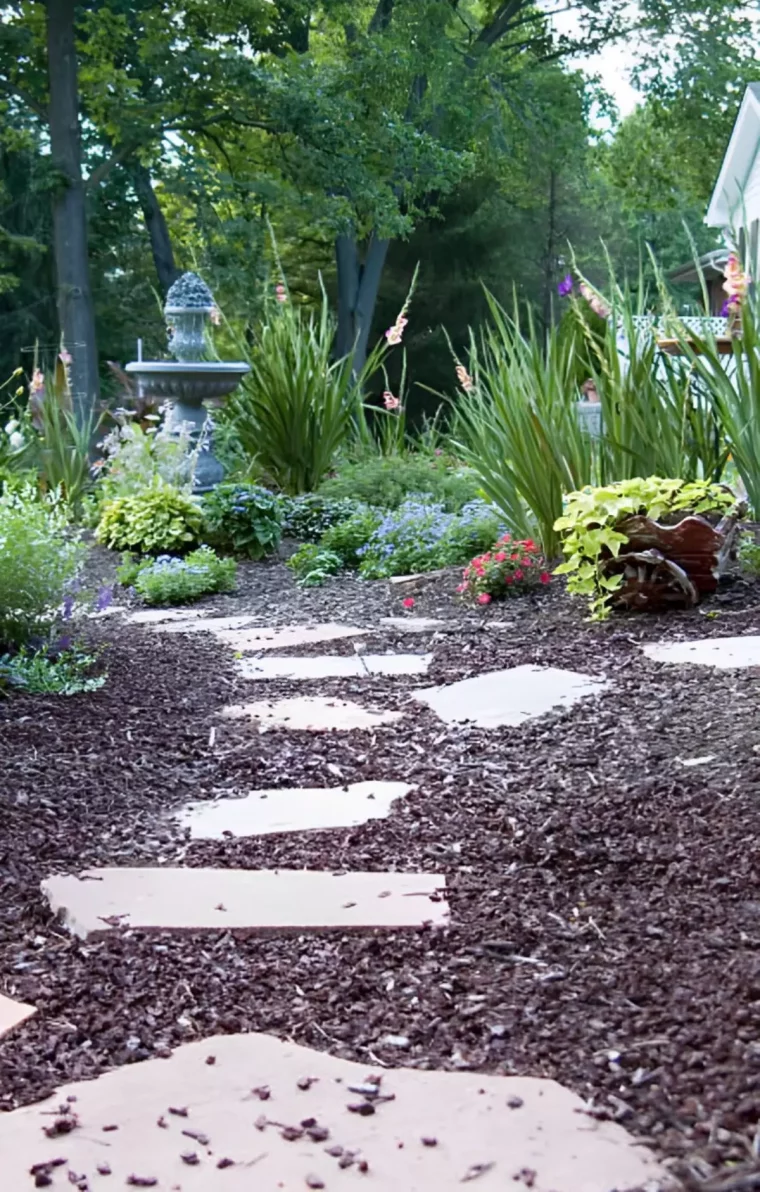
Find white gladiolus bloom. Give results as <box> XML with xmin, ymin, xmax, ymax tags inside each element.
<box><xmin>4</xmin><ymin>419</ymin><xmax>19</xmax><ymax>434</ymax></box>
<box><xmin>9</xmin><ymin>431</ymin><xmax>24</xmax><ymax>450</ymax></box>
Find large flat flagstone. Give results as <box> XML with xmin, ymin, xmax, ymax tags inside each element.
<box><xmin>127</xmin><ymin>606</ymin><xmax>216</xmax><ymax>625</ymax></box>
<box><xmin>237</xmin><ymin>653</ymin><xmax>432</xmax><ymax>680</ymax></box>
<box><xmin>415</xmin><ymin>665</ymin><xmax>608</xmax><ymax>728</ymax></box>
<box><xmin>177</xmin><ymin>780</ymin><xmax>415</xmax><ymax>838</ymax></box>
<box><xmin>643</xmin><ymin>635</ymin><xmax>760</xmax><ymax>669</ymax></box>
<box><xmin>381</xmin><ymin>616</ymin><xmax>449</xmax><ymax>633</ymax></box>
<box><xmin>214</xmin><ymin>622</ymin><xmax>366</xmax><ymax>651</ymax></box>
<box><xmin>156</xmin><ymin>612</ymin><xmax>261</xmax><ymax>633</ymax></box>
<box><xmin>0</xmin><ymin>992</ymin><xmax>35</xmax><ymax>1039</ymax></box>
<box><xmin>0</xmin><ymin>1032</ymin><xmax>667</xmax><ymax>1192</ymax></box>
<box><xmin>222</xmin><ymin>695</ymin><xmax>402</xmax><ymax>731</ymax></box>
<box><xmin>42</xmin><ymin>868</ymin><xmax>447</xmax><ymax>939</ymax></box>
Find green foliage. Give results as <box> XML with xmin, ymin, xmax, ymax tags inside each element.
<box><xmin>459</xmin><ymin>536</ymin><xmax>550</xmax><ymax>603</ymax></box>
<box><xmin>278</xmin><ymin>493</ymin><xmax>367</xmax><ymax>541</ymax></box>
<box><xmin>128</xmin><ymin>547</ymin><xmax>236</xmax><ymax>606</ymax></box>
<box><xmin>201</xmin><ymin>483</ymin><xmax>281</xmax><ymax>559</ymax></box>
<box><xmin>357</xmin><ymin>498</ymin><xmax>505</xmax><ymax>581</ymax></box>
<box><xmin>738</xmin><ymin>532</ymin><xmax>760</xmax><ymax>577</ymax></box>
<box><xmin>0</xmin><ymin>484</ymin><xmax>85</xmax><ymax>649</ymax></box>
<box><xmin>95</xmin><ymin>417</ymin><xmax>199</xmax><ymax>502</ymax></box>
<box><xmin>96</xmin><ymin>485</ymin><xmax>204</xmax><ymax>554</ymax></box>
<box><xmin>222</xmin><ymin>288</ymin><xmax>366</xmax><ymax>495</ymax></box>
<box><xmin>287</xmin><ymin>545</ymin><xmax>343</xmax><ymax>587</ymax></box>
<box><xmin>36</xmin><ymin>398</ymin><xmax>99</xmax><ymax>513</ymax></box>
<box><xmin>554</xmin><ymin>477</ymin><xmax>735</xmax><ymax>620</ymax></box>
<box><xmin>670</xmin><ymin>295</ymin><xmax>760</xmax><ymax>517</ymax></box>
<box><xmin>451</xmin><ymin>292</ymin><xmax>595</xmax><ymax>557</ymax></box>
<box><xmin>0</xmin><ymin>646</ymin><xmax>104</xmax><ymax>695</ymax></box>
<box><xmin>319</xmin><ymin>506</ymin><xmax>384</xmax><ymax>568</ymax></box>
<box><xmin>319</xmin><ymin>454</ymin><xmax>479</xmax><ymax>513</ymax></box>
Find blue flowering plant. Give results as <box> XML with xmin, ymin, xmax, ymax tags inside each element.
<box><xmin>201</xmin><ymin>483</ymin><xmax>282</xmax><ymax>559</ymax></box>
<box><xmin>357</xmin><ymin>497</ymin><xmax>506</xmax><ymax>580</ymax></box>
<box><xmin>119</xmin><ymin>547</ymin><xmax>236</xmax><ymax>606</ymax></box>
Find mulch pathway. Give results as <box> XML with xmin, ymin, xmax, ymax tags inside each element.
<box><xmin>1</xmin><ymin>553</ymin><xmax>760</xmax><ymax>1188</ymax></box>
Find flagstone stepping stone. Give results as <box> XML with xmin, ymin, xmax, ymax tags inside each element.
<box><xmin>156</xmin><ymin>612</ymin><xmax>261</xmax><ymax>634</ymax></box>
<box><xmin>643</xmin><ymin>634</ymin><xmax>760</xmax><ymax>668</ymax></box>
<box><xmin>415</xmin><ymin>665</ymin><xmax>608</xmax><ymax>728</ymax></box>
<box><xmin>42</xmin><ymin>868</ymin><xmax>447</xmax><ymax>939</ymax></box>
<box><xmin>127</xmin><ymin>606</ymin><xmax>216</xmax><ymax>625</ymax></box>
<box><xmin>0</xmin><ymin>992</ymin><xmax>35</xmax><ymax>1039</ymax></box>
<box><xmin>222</xmin><ymin>695</ymin><xmax>403</xmax><ymax>732</ymax></box>
<box><xmin>177</xmin><ymin>780</ymin><xmax>416</xmax><ymax>838</ymax></box>
<box><xmin>381</xmin><ymin>616</ymin><xmax>449</xmax><ymax>633</ymax></box>
<box><xmin>214</xmin><ymin>622</ymin><xmax>366</xmax><ymax>651</ymax></box>
<box><xmin>0</xmin><ymin>1031</ymin><xmax>666</xmax><ymax>1192</ymax></box>
<box><xmin>237</xmin><ymin>653</ymin><xmax>432</xmax><ymax>680</ymax></box>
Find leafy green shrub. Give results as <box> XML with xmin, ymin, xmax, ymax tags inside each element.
<box><xmin>202</xmin><ymin>483</ymin><xmax>282</xmax><ymax>558</ymax></box>
<box><xmin>357</xmin><ymin>498</ymin><xmax>505</xmax><ymax>579</ymax></box>
<box><xmin>459</xmin><ymin>536</ymin><xmax>550</xmax><ymax>604</ymax></box>
<box><xmin>554</xmin><ymin>477</ymin><xmax>736</xmax><ymax>620</ymax></box>
<box><xmin>319</xmin><ymin>454</ymin><xmax>479</xmax><ymax>512</ymax></box>
<box><xmin>0</xmin><ymin>646</ymin><xmax>104</xmax><ymax>695</ymax></box>
<box><xmin>320</xmin><ymin>506</ymin><xmax>383</xmax><ymax>567</ymax></box>
<box><xmin>96</xmin><ymin>417</ymin><xmax>200</xmax><ymax>501</ymax></box>
<box><xmin>96</xmin><ymin>485</ymin><xmax>204</xmax><ymax>554</ymax></box>
<box><xmin>287</xmin><ymin>545</ymin><xmax>343</xmax><ymax>587</ymax></box>
<box><xmin>127</xmin><ymin>547</ymin><xmax>236</xmax><ymax>605</ymax></box>
<box><xmin>278</xmin><ymin>493</ymin><xmax>366</xmax><ymax>541</ymax></box>
<box><xmin>739</xmin><ymin>532</ymin><xmax>760</xmax><ymax>576</ymax></box>
<box><xmin>0</xmin><ymin>484</ymin><xmax>85</xmax><ymax>648</ymax></box>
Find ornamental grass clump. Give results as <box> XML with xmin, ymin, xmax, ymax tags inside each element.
<box><xmin>459</xmin><ymin>536</ymin><xmax>551</xmax><ymax>604</ymax></box>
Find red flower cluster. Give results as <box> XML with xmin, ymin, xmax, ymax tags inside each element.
<box><xmin>458</xmin><ymin>534</ymin><xmax>550</xmax><ymax>603</ymax></box>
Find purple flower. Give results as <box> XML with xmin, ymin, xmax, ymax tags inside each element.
<box><xmin>62</xmin><ymin>595</ymin><xmax>75</xmax><ymax>621</ymax></box>
<box><xmin>95</xmin><ymin>585</ymin><xmax>113</xmax><ymax>612</ymax></box>
<box><xmin>557</xmin><ymin>274</ymin><xmax>573</xmax><ymax>298</ymax></box>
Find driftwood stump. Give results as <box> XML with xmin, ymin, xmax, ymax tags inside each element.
<box><xmin>602</xmin><ymin>504</ymin><xmax>746</xmax><ymax>612</ymax></box>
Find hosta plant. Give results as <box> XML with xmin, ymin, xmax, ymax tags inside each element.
<box><xmin>96</xmin><ymin>485</ymin><xmax>204</xmax><ymax>554</ymax></box>
<box><xmin>554</xmin><ymin>477</ymin><xmax>736</xmax><ymax>620</ymax></box>
<box><xmin>459</xmin><ymin>536</ymin><xmax>551</xmax><ymax>605</ymax></box>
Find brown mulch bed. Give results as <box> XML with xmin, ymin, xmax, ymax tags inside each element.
<box><xmin>1</xmin><ymin>556</ymin><xmax>760</xmax><ymax>1189</ymax></box>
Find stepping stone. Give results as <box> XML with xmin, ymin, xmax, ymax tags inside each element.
<box><xmin>415</xmin><ymin>665</ymin><xmax>608</xmax><ymax>728</ymax></box>
<box><xmin>0</xmin><ymin>1032</ymin><xmax>666</xmax><ymax>1192</ymax></box>
<box><xmin>214</xmin><ymin>622</ymin><xmax>365</xmax><ymax>651</ymax></box>
<box><xmin>222</xmin><ymin>696</ymin><xmax>402</xmax><ymax>732</ymax></box>
<box><xmin>127</xmin><ymin>607</ymin><xmax>216</xmax><ymax>626</ymax></box>
<box><xmin>237</xmin><ymin>653</ymin><xmax>432</xmax><ymax>680</ymax></box>
<box><xmin>0</xmin><ymin>993</ymin><xmax>35</xmax><ymax>1040</ymax></box>
<box><xmin>381</xmin><ymin>616</ymin><xmax>448</xmax><ymax>633</ymax></box>
<box><xmin>157</xmin><ymin>612</ymin><xmax>260</xmax><ymax>634</ymax></box>
<box><xmin>42</xmin><ymin>868</ymin><xmax>447</xmax><ymax>939</ymax></box>
<box><xmin>643</xmin><ymin>635</ymin><xmax>760</xmax><ymax>669</ymax></box>
<box><xmin>177</xmin><ymin>781</ymin><xmax>416</xmax><ymax>839</ymax></box>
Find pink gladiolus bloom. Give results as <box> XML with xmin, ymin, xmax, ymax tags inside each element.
<box><xmin>402</xmin><ymin>597</ymin><xmax>415</xmax><ymax>609</ymax></box>
<box><xmin>385</xmin><ymin>314</ymin><xmax>408</xmax><ymax>345</ymax></box>
<box><xmin>275</xmin><ymin>283</ymin><xmax>287</xmax><ymax>303</ymax></box>
<box><xmin>383</xmin><ymin>391</ymin><xmax>400</xmax><ymax>411</ymax></box>
<box><xmin>477</xmin><ymin>593</ymin><xmax>491</xmax><ymax>605</ymax></box>
<box><xmin>723</xmin><ymin>254</ymin><xmax>749</xmax><ymax>301</ymax></box>
<box><xmin>210</xmin><ymin>306</ymin><xmax>221</xmax><ymax>326</ymax></box>
<box><xmin>59</xmin><ymin>348</ymin><xmax>72</xmax><ymax>365</ymax></box>
<box><xmin>455</xmin><ymin>364</ymin><xmax>474</xmax><ymax>392</ymax></box>
<box><xmin>579</xmin><ymin>281</ymin><xmax>610</xmax><ymax>319</ymax></box>
<box><xmin>29</xmin><ymin>368</ymin><xmax>45</xmax><ymax>395</ymax></box>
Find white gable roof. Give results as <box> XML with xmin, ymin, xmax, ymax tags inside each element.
<box><xmin>706</xmin><ymin>83</ymin><xmax>760</xmax><ymax>227</ymax></box>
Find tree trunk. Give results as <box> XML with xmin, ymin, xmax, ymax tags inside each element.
<box><xmin>129</xmin><ymin>162</ymin><xmax>181</xmax><ymax>295</ymax></box>
<box><xmin>334</xmin><ymin>231</ymin><xmax>390</xmax><ymax>375</ymax></box>
<box><xmin>46</xmin><ymin>0</ymin><xmax>99</xmax><ymax>425</ymax></box>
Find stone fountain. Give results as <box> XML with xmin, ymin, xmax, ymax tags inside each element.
<box><xmin>125</xmin><ymin>272</ymin><xmax>250</xmax><ymax>491</ymax></box>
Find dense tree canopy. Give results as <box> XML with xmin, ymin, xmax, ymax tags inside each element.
<box><xmin>1</xmin><ymin>0</ymin><xmax>759</xmax><ymax>416</ymax></box>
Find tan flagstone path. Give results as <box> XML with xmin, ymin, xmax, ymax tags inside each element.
<box><xmin>222</xmin><ymin>694</ymin><xmax>403</xmax><ymax>731</ymax></box>
<box><xmin>42</xmin><ymin>867</ymin><xmax>447</xmax><ymax>939</ymax></box>
<box><xmin>415</xmin><ymin>664</ymin><xmax>608</xmax><ymax>728</ymax></box>
<box><xmin>236</xmin><ymin>652</ymin><xmax>432</xmax><ymax>680</ymax></box>
<box><xmin>0</xmin><ymin>992</ymin><xmax>35</xmax><ymax>1039</ymax></box>
<box><xmin>643</xmin><ymin>634</ymin><xmax>760</xmax><ymax>668</ymax></box>
<box><xmin>0</xmin><ymin>1031</ymin><xmax>668</xmax><ymax>1191</ymax></box>
<box><xmin>177</xmin><ymin>780</ymin><xmax>416</xmax><ymax>838</ymax></box>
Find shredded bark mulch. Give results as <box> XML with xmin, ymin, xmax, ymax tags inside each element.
<box><xmin>1</xmin><ymin>555</ymin><xmax>760</xmax><ymax>1189</ymax></box>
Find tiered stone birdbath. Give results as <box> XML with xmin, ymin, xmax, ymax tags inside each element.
<box><xmin>125</xmin><ymin>272</ymin><xmax>249</xmax><ymax>491</ymax></box>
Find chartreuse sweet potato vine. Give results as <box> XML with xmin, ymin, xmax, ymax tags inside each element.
<box><xmin>554</xmin><ymin>477</ymin><xmax>735</xmax><ymax>621</ymax></box>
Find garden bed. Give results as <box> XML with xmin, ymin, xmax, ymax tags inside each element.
<box><xmin>1</xmin><ymin>556</ymin><xmax>760</xmax><ymax>1188</ymax></box>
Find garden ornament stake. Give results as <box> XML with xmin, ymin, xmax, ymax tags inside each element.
<box><xmin>125</xmin><ymin>272</ymin><xmax>249</xmax><ymax>491</ymax></box>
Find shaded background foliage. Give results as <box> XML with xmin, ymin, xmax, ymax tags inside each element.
<box><xmin>1</xmin><ymin>0</ymin><xmax>759</xmax><ymax>419</ymax></box>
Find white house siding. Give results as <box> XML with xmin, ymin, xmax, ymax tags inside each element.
<box><xmin>739</xmin><ymin>147</ymin><xmax>760</xmax><ymax>230</ymax></box>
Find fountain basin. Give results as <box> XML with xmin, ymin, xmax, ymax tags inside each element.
<box><xmin>125</xmin><ymin>361</ymin><xmax>250</xmax><ymax>407</ymax></box>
